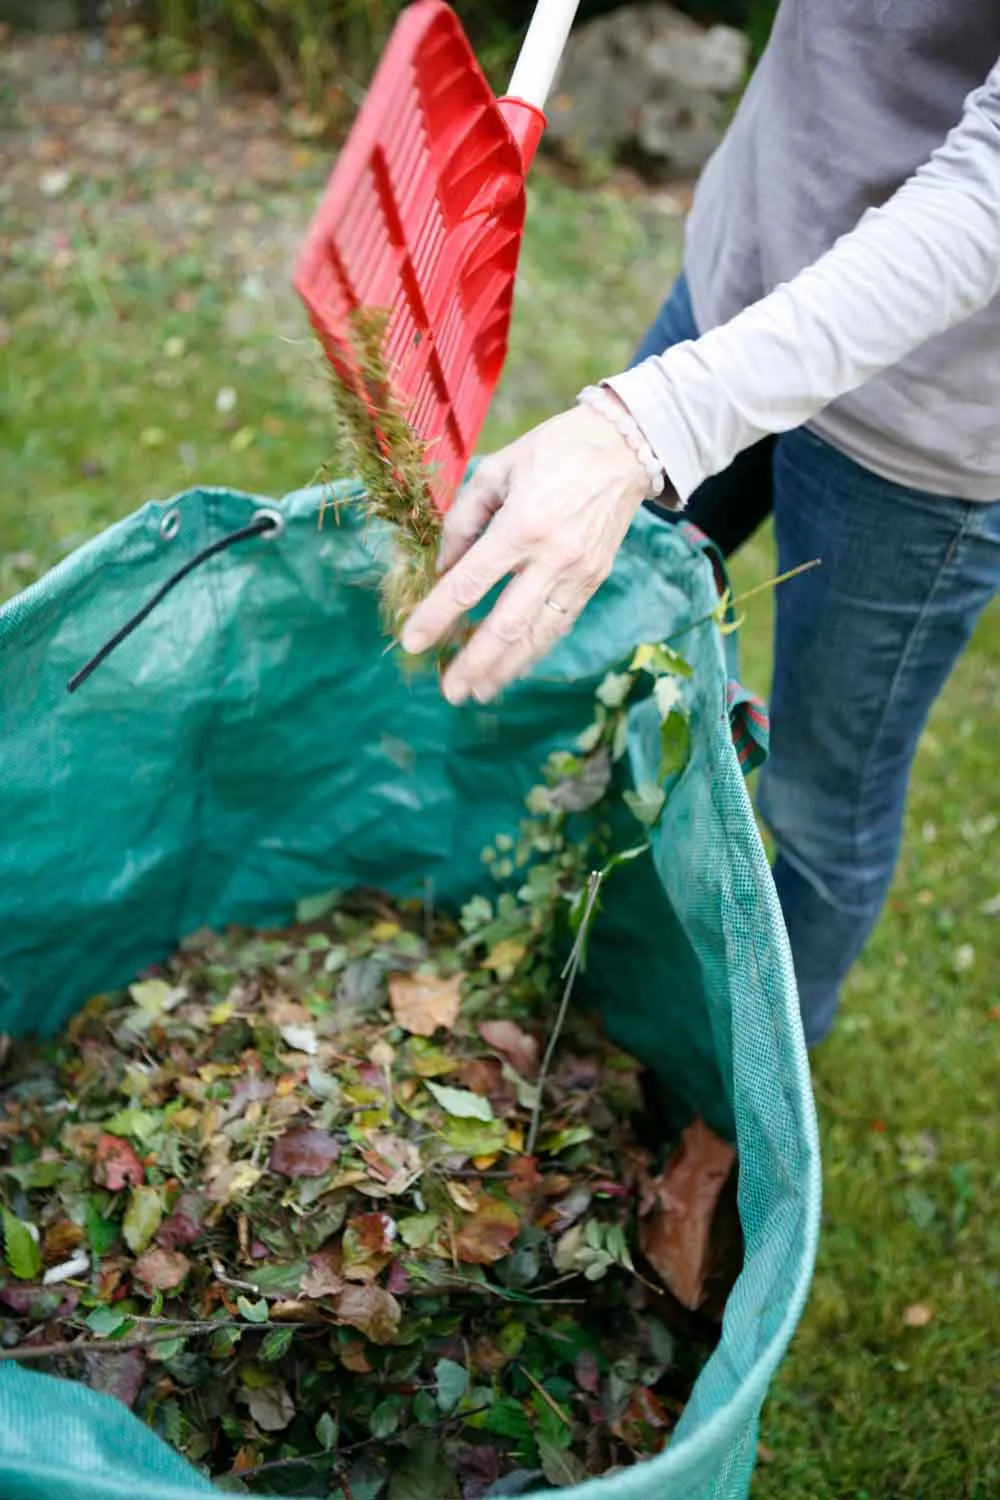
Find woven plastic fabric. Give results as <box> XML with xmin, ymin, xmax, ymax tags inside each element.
<box><xmin>0</xmin><ymin>482</ymin><xmax>820</xmax><ymax>1500</ymax></box>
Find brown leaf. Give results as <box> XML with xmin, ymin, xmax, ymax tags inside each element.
<box><xmin>454</xmin><ymin>1197</ymin><xmax>522</xmax><ymax>1265</ymax></box>
<box><xmin>359</xmin><ymin>1132</ymin><xmax>421</xmax><ymax>1194</ymax></box>
<box><xmin>300</xmin><ymin>1246</ymin><xmax>344</xmax><ymax>1300</ymax></box>
<box><xmin>477</xmin><ymin>1020</ymin><xmax>540</xmax><ymax>1079</ymax></box>
<box><xmin>342</xmin><ymin>1212</ymin><xmax>397</xmax><ymax>1281</ymax></box>
<box><xmin>43</xmin><ymin>1220</ymin><xmax>85</xmax><ymax>1261</ymax></box>
<box><xmin>132</xmin><ymin>1247</ymin><xmax>191</xmax><ymax>1291</ymax></box>
<box><xmin>506</xmin><ymin>1157</ymin><xmax>543</xmax><ymax>1203</ymax></box>
<box><xmin>269</xmin><ymin>1127</ymin><xmax>341</xmax><ymax>1178</ymax></box>
<box><xmin>639</xmin><ymin>1118</ymin><xmax>736</xmax><ymax>1311</ymax></box>
<box><xmin>93</xmin><ymin>1134</ymin><xmax>145</xmax><ymax>1191</ymax></box>
<box><xmin>339</xmin><ymin>1339</ymin><xmax>374</xmax><ymax>1373</ymax></box>
<box><xmin>388</xmin><ymin>971</ymin><xmax>463</xmax><ymax>1037</ymax></box>
<box><xmin>245</xmin><ymin>1383</ymin><xmax>296</xmax><ymax>1432</ymax></box>
<box><xmin>83</xmin><ymin>1348</ymin><xmax>147</xmax><ymax>1411</ymax></box>
<box><xmin>903</xmin><ymin>1303</ymin><xmax>934</xmax><ymax>1328</ymax></box>
<box><xmin>335</xmin><ymin>1282</ymin><xmax>401</xmax><ymax>1345</ymax></box>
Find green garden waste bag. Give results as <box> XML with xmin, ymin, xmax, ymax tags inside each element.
<box><xmin>0</xmin><ymin>479</ymin><xmax>820</xmax><ymax>1500</ymax></box>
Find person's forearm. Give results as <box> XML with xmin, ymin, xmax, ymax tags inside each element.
<box><xmin>606</xmin><ymin>59</ymin><xmax>1000</xmax><ymax>504</ymax></box>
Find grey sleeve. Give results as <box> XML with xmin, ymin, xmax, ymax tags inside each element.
<box><xmin>604</xmin><ymin>57</ymin><xmax>1000</xmax><ymax>503</ymax></box>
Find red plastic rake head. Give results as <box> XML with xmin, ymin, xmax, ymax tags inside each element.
<box><xmin>293</xmin><ymin>0</ymin><xmax>579</xmax><ymax>513</ymax></box>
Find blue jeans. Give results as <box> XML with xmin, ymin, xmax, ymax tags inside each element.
<box><xmin>633</xmin><ymin>276</ymin><xmax>1000</xmax><ymax>1046</ymax></box>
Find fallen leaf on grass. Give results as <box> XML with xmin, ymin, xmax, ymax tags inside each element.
<box><xmin>477</xmin><ymin>1020</ymin><xmax>539</xmax><ymax>1079</ymax></box>
<box><xmin>93</xmin><ymin>1133</ymin><xmax>144</xmax><ymax>1190</ymax></box>
<box><xmin>639</xmin><ymin>1118</ymin><xmax>736</xmax><ymax>1310</ymax></box>
<box><xmin>269</xmin><ymin>1126</ymin><xmax>341</xmax><ymax>1177</ymax></box>
<box><xmin>389</xmin><ymin>972</ymin><xmax>463</xmax><ymax>1037</ymax></box>
<box><xmin>335</xmin><ymin>1282</ymin><xmax>401</xmax><ymax>1344</ymax></box>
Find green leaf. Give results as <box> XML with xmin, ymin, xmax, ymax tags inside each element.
<box><xmin>630</xmin><ymin>642</ymin><xmax>692</xmax><ymax>678</ymax></box>
<box><xmin>658</xmin><ymin>710</ymin><xmax>691</xmax><ymax>784</ymax></box>
<box><xmin>2</xmin><ymin>1210</ymin><xmax>41</xmax><ymax>1281</ymax></box>
<box><xmin>208</xmin><ymin>1325</ymin><xmax>243</xmax><ymax>1357</ymax></box>
<box><xmin>85</xmin><ymin>1196</ymin><xmax>119</xmax><ymax>1258</ymax></box>
<box><xmin>122</xmin><ymin>1186</ymin><xmax>162</xmax><ymax>1254</ymax></box>
<box><xmin>439</xmin><ymin>1117</ymin><xmax>509</xmax><ymax>1156</ymax></box>
<box><xmin>596</xmin><ymin>671</ymin><xmax>633</xmax><ymax>708</ymax></box>
<box><xmin>102</xmin><ymin>1108</ymin><xmax>162</xmax><ymax>1144</ymax></box>
<box><xmin>623</xmin><ymin>782</ymin><xmax>666</xmax><ymax>828</ymax></box>
<box><xmin>541</xmin><ymin>1126</ymin><xmax>594</xmax><ymax>1155</ymax></box>
<box><xmin>424</xmin><ymin>1080</ymin><xmax>494</xmax><ymax>1123</ymax></box>
<box><xmin>388</xmin><ymin>1438</ymin><xmax>460</xmax><ymax>1500</ymax></box>
<box><xmin>260</xmin><ymin>1325</ymin><xmax>294</xmax><ymax>1361</ymax></box>
<box><xmin>85</xmin><ymin>1305</ymin><xmax>131</xmax><ymax>1338</ymax></box>
<box><xmin>295</xmin><ymin>889</ymin><xmax>340</xmax><ymax>923</ymax></box>
<box><xmin>482</xmin><ymin>1396</ymin><xmax>534</xmax><ymax>1440</ymax></box>
<box><xmin>434</xmin><ymin>1357</ymin><xmax>469</xmax><ymax>1414</ymax></box>
<box><xmin>151</xmin><ymin>1337</ymin><xmax>186</xmax><ymax>1362</ymax></box>
<box><xmin>316</xmin><ymin>1411</ymin><xmax>339</xmax><ymax>1451</ymax></box>
<box><xmin>398</xmin><ymin>1213</ymin><xmax>440</xmax><ymax>1250</ymax></box>
<box><xmin>539</xmin><ymin>1441</ymin><xmax>587</xmax><ymax>1487</ymax></box>
<box><xmin>236</xmin><ymin>1295</ymin><xmax>270</xmax><ymax>1324</ymax></box>
<box><xmin>369</xmin><ymin>1395</ymin><xmax>405</xmax><ymax>1438</ymax></box>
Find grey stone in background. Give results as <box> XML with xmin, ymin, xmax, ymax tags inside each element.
<box><xmin>544</xmin><ymin>3</ymin><xmax>748</xmax><ymax>181</ymax></box>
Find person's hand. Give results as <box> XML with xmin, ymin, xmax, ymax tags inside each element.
<box><xmin>399</xmin><ymin>403</ymin><xmax>652</xmax><ymax>705</ymax></box>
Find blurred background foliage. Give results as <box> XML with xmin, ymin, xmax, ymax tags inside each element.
<box><xmin>2</xmin><ymin>1</ymin><xmax>777</xmax><ymax>136</ymax></box>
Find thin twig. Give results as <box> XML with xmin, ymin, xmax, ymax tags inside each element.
<box><xmin>518</xmin><ymin>1364</ymin><xmax>572</xmax><ymax>1428</ymax></box>
<box><xmin>0</xmin><ymin>1317</ymin><xmax>329</xmax><ymax>1363</ymax></box>
<box><xmin>235</xmin><ymin>1405</ymin><xmax>494</xmax><ymax>1481</ymax></box>
<box><xmin>668</xmin><ymin>558</ymin><xmax>821</xmax><ymax>644</ymax></box>
<box><xmin>526</xmin><ymin>869</ymin><xmax>604</xmax><ymax>1157</ymax></box>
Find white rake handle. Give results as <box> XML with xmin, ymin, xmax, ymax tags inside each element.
<box><xmin>505</xmin><ymin>0</ymin><xmax>581</xmax><ymax>111</ymax></box>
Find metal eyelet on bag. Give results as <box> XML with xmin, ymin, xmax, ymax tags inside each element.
<box><xmin>160</xmin><ymin>509</ymin><xmax>181</xmax><ymax>542</ymax></box>
<box><xmin>251</xmin><ymin>507</ymin><xmax>284</xmax><ymax>539</ymax></box>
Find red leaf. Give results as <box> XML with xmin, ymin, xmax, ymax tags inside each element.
<box><xmin>454</xmin><ymin>1197</ymin><xmax>521</xmax><ymax>1265</ymax></box>
<box><xmin>93</xmin><ymin>1134</ymin><xmax>145</xmax><ymax>1191</ymax></box>
<box><xmin>156</xmin><ymin>1192</ymin><xmax>205</xmax><ymax>1249</ymax></box>
<box><xmin>477</xmin><ymin>1020</ymin><xmax>539</xmax><ymax>1079</ymax></box>
<box><xmin>269</xmin><ymin>1127</ymin><xmax>341</xmax><ymax>1178</ymax></box>
<box><xmin>132</xmin><ymin>1246</ymin><xmax>191</xmax><ymax>1291</ymax></box>
<box><xmin>638</xmin><ymin>1118</ymin><xmax>736</xmax><ymax>1311</ymax></box>
<box><xmin>334</xmin><ymin>1283</ymin><xmax>401</xmax><ymax>1345</ymax></box>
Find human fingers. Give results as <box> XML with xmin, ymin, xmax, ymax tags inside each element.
<box><xmin>436</xmin><ymin>456</ymin><xmax>509</xmax><ymax>575</ymax></box>
<box><xmin>400</xmin><ymin>517</ymin><xmax>520</xmax><ymax>656</ymax></box>
<box><xmin>438</xmin><ymin>563</ymin><xmax>568</xmax><ymax>705</ymax></box>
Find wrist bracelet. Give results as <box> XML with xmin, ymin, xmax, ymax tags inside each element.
<box><xmin>577</xmin><ymin>384</ymin><xmax>666</xmax><ymax>499</ymax></box>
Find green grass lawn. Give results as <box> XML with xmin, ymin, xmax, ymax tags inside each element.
<box><xmin>3</xmin><ymin>67</ymin><xmax>998</xmax><ymax>1499</ymax></box>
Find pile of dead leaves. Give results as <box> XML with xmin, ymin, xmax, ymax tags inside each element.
<box><xmin>0</xmin><ymin>893</ymin><xmax>740</xmax><ymax>1496</ymax></box>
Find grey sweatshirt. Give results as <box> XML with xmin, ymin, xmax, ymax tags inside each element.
<box><xmin>607</xmin><ymin>2</ymin><xmax>1000</xmax><ymax>502</ymax></box>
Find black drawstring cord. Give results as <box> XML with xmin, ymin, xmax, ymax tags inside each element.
<box><xmin>67</xmin><ymin>513</ymin><xmax>279</xmax><ymax>695</ymax></box>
